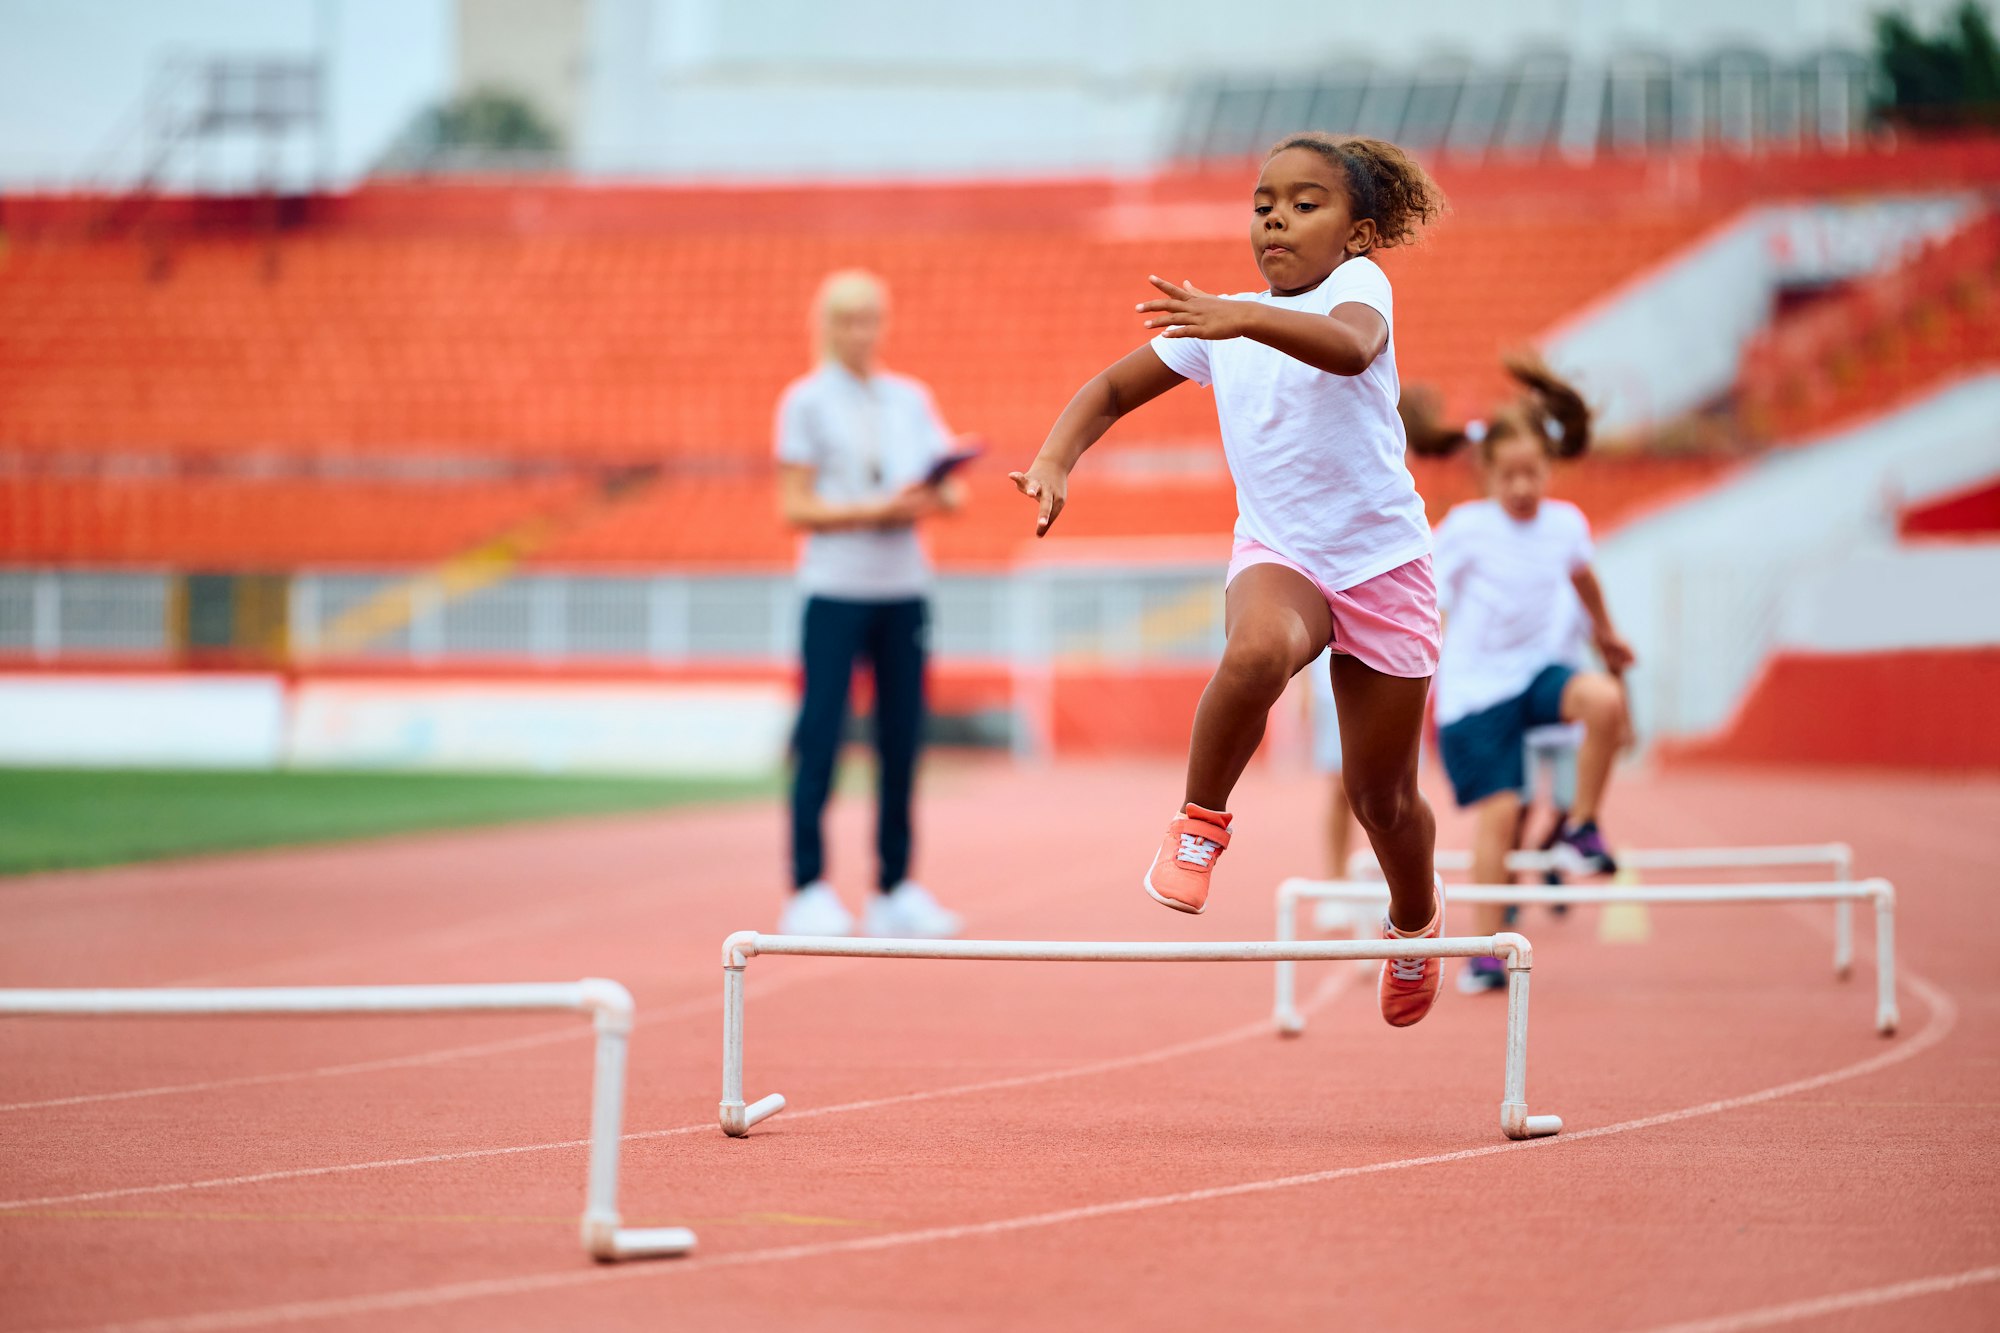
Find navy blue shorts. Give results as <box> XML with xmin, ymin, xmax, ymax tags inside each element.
<box><xmin>1438</xmin><ymin>664</ymin><xmax>1575</xmax><ymax>808</ymax></box>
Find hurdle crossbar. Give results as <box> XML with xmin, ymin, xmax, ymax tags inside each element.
<box><xmin>1275</xmin><ymin>876</ymin><xmax>1898</xmax><ymax>1038</ymax></box>
<box><xmin>719</xmin><ymin>932</ymin><xmax>1562</xmax><ymax>1143</ymax></box>
<box><xmin>0</xmin><ymin>981</ymin><xmax>694</xmax><ymax>1262</ymax></box>
<box><xmin>1344</xmin><ymin>843</ymin><xmax>1858</xmax><ymax>977</ymax></box>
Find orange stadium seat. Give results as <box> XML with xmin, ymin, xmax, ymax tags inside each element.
<box><xmin>1738</xmin><ymin>211</ymin><xmax>2000</xmax><ymax>441</ymax></box>
<box><xmin>0</xmin><ymin>214</ymin><xmax>1707</xmax><ymax>465</ymax></box>
<box><xmin>0</xmin><ymin>174</ymin><xmax>1777</xmax><ymax>575</ymax></box>
<box><xmin>0</xmin><ymin>474</ymin><xmax>590</xmax><ymax>568</ymax></box>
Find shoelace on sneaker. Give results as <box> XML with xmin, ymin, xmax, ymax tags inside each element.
<box><xmin>1176</xmin><ymin>832</ymin><xmax>1219</xmax><ymax>867</ymax></box>
<box><xmin>1386</xmin><ymin>953</ymin><xmax>1430</xmax><ymax>984</ymax></box>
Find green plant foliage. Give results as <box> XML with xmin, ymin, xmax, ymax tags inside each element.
<box><xmin>431</xmin><ymin>88</ymin><xmax>562</xmax><ymax>151</ymax></box>
<box><xmin>1874</xmin><ymin>2</ymin><xmax>2000</xmax><ymax>126</ymax></box>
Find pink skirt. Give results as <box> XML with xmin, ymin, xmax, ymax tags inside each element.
<box><xmin>1225</xmin><ymin>538</ymin><xmax>1441</xmax><ymax>678</ymax></box>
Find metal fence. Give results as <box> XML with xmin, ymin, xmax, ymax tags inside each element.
<box><xmin>0</xmin><ymin>571</ymin><xmax>174</xmax><ymax>659</ymax></box>
<box><xmin>0</xmin><ymin>566</ymin><xmax>1230</xmax><ymax>669</ymax></box>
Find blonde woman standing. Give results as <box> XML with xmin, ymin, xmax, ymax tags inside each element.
<box><xmin>773</xmin><ymin>270</ymin><xmax>963</xmax><ymax>939</ymax></box>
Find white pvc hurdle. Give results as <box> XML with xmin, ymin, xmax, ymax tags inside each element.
<box><xmin>1273</xmin><ymin>875</ymin><xmax>1898</xmax><ymax>1039</ymax></box>
<box><xmin>0</xmin><ymin>981</ymin><xmax>694</xmax><ymax>1262</ymax></box>
<box><xmin>1343</xmin><ymin>844</ymin><xmax>1858</xmax><ymax>976</ymax></box>
<box><xmin>719</xmin><ymin>932</ymin><xmax>1563</xmax><ymax>1142</ymax></box>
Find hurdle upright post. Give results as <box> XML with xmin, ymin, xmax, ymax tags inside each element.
<box><xmin>1833</xmin><ymin>844</ymin><xmax>1855</xmax><ymax>980</ymax></box>
<box><xmin>1496</xmin><ymin>932</ymin><xmax>1564</xmax><ymax>1140</ymax></box>
<box><xmin>578</xmin><ymin>979</ymin><xmax>699</xmax><ymax>1261</ymax></box>
<box><xmin>720</xmin><ymin>934</ymin><xmax>787</xmax><ymax>1137</ymax></box>
<box><xmin>1871</xmin><ymin>880</ymin><xmax>1899</xmax><ymax>1036</ymax></box>
<box><xmin>1272</xmin><ymin>880</ymin><xmax>1304</xmax><ymax>1036</ymax></box>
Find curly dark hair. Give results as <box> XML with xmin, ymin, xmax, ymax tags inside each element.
<box><xmin>1402</xmin><ymin>352</ymin><xmax>1594</xmax><ymax>462</ymax></box>
<box><xmin>1266</xmin><ymin>133</ymin><xmax>1448</xmax><ymax>251</ymax></box>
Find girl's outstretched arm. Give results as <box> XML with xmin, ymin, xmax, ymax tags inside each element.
<box><xmin>1139</xmin><ymin>276</ymin><xmax>1386</xmax><ymax>376</ymax></box>
<box><xmin>1571</xmin><ymin>565</ymin><xmax>1636</xmax><ymax>672</ymax></box>
<box><xmin>1010</xmin><ymin>345</ymin><xmax>1185</xmax><ymax>537</ymax></box>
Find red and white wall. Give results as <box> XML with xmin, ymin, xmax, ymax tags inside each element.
<box><xmin>1600</xmin><ymin>374</ymin><xmax>2000</xmax><ymax>770</ymax></box>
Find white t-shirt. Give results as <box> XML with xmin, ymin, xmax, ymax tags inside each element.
<box><xmin>775</xmin><ymin>363</ymin><xmax>952</xmax><ymax>601</ymax></box>
<box><xmin>1149</xmin><ymin>256</ymin><xmax>1430</xmax><ymax>592</ymax></box>
<box><xmin>1432</xmin><ymin>498</ymin><xmax>1595</xmax><ymax>726</ymax></box>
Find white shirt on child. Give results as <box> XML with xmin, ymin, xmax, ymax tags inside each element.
<box><xmin>1432</xmin><ymin>498</ymin><xmax>1595</xmax><ymax>727</ymax></box>
<box><xmin>775</xmin><ymin>363</ymin><xmax>953</xmax><ymax>601</ymax></box>
<box><xmin>1149</xmin><ymin>256</ymin><xmax>1431</xmax><ymax>593</ymax></box>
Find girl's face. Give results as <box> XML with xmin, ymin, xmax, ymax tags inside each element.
<box><xmin>1486</xmin><ymin>434</ymin><xmax>1551</xmax><ymax>521</ymax></box>
<box><xmin>1251</xmin><ymin>147</ymin><xmax>1379</xmax><ymax>296</ymax></box>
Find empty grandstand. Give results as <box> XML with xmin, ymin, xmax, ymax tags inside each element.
<box><xmin>2</xmin><ymin>1</ymin><xmax>1996</xmax><ymax>765</ymax></box>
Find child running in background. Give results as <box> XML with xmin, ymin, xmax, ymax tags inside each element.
<box><xmin>1406</xmin><ymin>356</ymin><xmax>1636</xmax><ymax>993</ymax></box>
<box><xmin>1011</xmin><ymin>133</ymin><xmax>1454</xmax><ymax>1027</ymax></box>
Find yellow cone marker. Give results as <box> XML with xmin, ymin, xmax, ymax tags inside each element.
<box><xmin>1597</xmin><ymin>861</ymin><xmax>1652</xmax><ymax>943</ymax></box>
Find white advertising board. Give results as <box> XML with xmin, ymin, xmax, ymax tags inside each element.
<box><xmin>287</xmin><ymin>679</ymin><xmax>793</xmax><ymax>776</ymax></box>
<box><xmin>0</xmin><ymin>674</ymin><xmax>286</xmax><ymax>767</ymax></box>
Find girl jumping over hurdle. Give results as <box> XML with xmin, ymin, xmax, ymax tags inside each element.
<box><xmin>1012</xmin><ymin>133</ymin><xmax>1453</xmax><ymax>1028</ymax></box>
<box><xmin>1406</xmin><ymin>356</ymin><xmax>1636</xmax><ymax>993</ymax></box>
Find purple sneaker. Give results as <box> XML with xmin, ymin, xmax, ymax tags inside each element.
<box><xmin>1554</xmin><ymin>818</ymin><xmax>1618</xmax><ymax>876</ymax></box>
<box><xmin>1455</xmin><ymin>954</ymin><xmax>1508</xmax><ymax>995</ymax></box>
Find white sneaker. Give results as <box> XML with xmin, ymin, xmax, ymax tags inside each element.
<box><xmin>862</xmin><ymin>881</ymin><xmax>962</xmax><ymax>940</ymax></box>
<box><xmin>777</xmin><ymin>881</ymin><xmax>854</xmax><ymax>936</ymax></box>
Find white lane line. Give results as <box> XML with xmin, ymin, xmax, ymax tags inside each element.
<box><xmin>1632</xmin><ymin>1263</ymin><xmax>2000</xmax><ymax>1332</ymax></box>
<box><xmin>65</xmin><ymin>968</ymin><xmax>1961</xmax><ymax>1333</ymax></box>
<box><xmin>0</xmin><ymin>966</ymin><xmax>1354</xmax><ymax>1214</ymax></box>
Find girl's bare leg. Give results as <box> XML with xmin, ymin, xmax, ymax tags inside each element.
<box><xmin>1329</xmin><ymin>653</ymin><xmax>1438</xmax><ymax>934</ymax></box>
<box><xmin>1183</xmin><ymin>564</ymin><xmax>1330</xmax><ymax>812</ymax></box>
<box><xmin>1561</xmin><ymin>672</ymin><xmax>1626</xmax><ymax>824</ymax></box>
<box><xmin>1468</xmin><ymin>790</ymin><xmax>1523</xmax><ymax>934</ymax></box>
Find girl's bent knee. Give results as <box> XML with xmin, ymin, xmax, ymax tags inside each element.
<box><xmin>1217</xmin><ymin>636</ymin><xmax>1296</xmax><ymax>696</ymax></box>
<box><xmin>1349</xmin><ymin>783</ymin><xmax>1423</xmax><ymax>833</ymax></box>
<box><xmin>1569</xmin><ymin>673</ymin><xmax>1623</xmax><ymax>722</ymax></box>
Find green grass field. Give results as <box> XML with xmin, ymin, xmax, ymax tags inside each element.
<box><xmin>0</xmin><ymin>767</ymin><xmax>779</xmax><ymax>877</ymax></box>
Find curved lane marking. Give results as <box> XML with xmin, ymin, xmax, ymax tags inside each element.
<box><xmin>67</xmin><ymin>969</ymin><xmax>1960</xmax><ymax>1333</ymax></box>
<box><xmin>1632</xmin><ymin>1262</ymin><xmax>2000</xmax><ymax>1333</ymax></box>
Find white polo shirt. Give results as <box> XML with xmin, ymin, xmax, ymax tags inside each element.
<box><xmin>774</xmin><ymin>363</ymin><xmax>953</xmax><ymax>601</ymax></box>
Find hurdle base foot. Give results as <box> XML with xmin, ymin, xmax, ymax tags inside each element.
<box><xmin>720</xmin><ymin>1093</ymin><xmax>787</xmax><ymax>1137</ymax></box>
<box><xmin>1273</xmin><ymin>1009</ymin><xmax>1306</xmax><ymax>1037</ymax></box>
<box><xmin>582</xmin><ymin>1212</ymin><xmax>698</xmax><ymax>1263</ymax></box>
<box><xmin>605</xmin><ymin>1226</ymin><xmax>698</xmax><ymax>1261</ymax></box>
<box><xmin>1876</xmin><ymin>1008</ymin><xmax>1900</xmax><ymax>1037</ymax></box>
<box><xmin>1501</xmin><ymin>1104</ymin><xmax>1563</xmax><ymax>1140</ymax></box>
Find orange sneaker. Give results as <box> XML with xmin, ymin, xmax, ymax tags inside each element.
<box><xmin>1142</xmin><ymin>803</ymin><xmax>1232</xmax><ymax>914</ymax></box>
<box><xmin>1379</xmin><ymin>875</ymin><xmax>1447</xmax><ymax>1028</ymax></box>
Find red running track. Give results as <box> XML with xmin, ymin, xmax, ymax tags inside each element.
<box><xmin>2</xmin><ymin>757</ymin><xmax>1997</xmax><ymax>1332</ymax></box>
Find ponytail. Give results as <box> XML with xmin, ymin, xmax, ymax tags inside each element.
<box><xmin>1501</xmin><ymin>352</ymin><xmax>1592</xmax><ymax>459</ymax></box>
<box><xmin>1400</xmin><ymin>353</ymin><xmax>1595</xmax><ymax>463</ymax></box>
<box><xmin>1398</xmin><ymin>384</ymin><xmax>1472</xmax><ymax>458</ymax></box>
